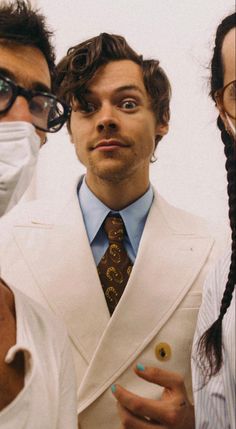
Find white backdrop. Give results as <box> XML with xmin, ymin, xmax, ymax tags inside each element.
<box><xmin>30</xmin><ymin>0</ymin><xmax>234</xmax><ymax>230</ymax></box>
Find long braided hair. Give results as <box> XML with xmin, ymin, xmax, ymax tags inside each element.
<box><xmin>198</xmin><ymin>12</ymin><xmax>236</xmax><ymax>380</ymax></box>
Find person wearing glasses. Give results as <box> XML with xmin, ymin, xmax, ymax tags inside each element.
<box><xmin>0</xmin><ymin>72</ymin><xmax>69</xmax><ymax>216</ymax></box>
<box><xmin>0</xmin><ymin>16</ymin><xmax>69</xmax><ymax>217</ymax></box>
<box><xmin>192</xmin><ymin>12</ymin><xmax>235</xmax><ymax>429</ymax></box>
<box><xmin>0</xmin><ymin>2</ymin><xmax>76</xmax><ymax>428</ymax></box>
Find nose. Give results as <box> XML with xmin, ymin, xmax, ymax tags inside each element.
<box><xmin>1</xmin><ymin>96</ymin><xmax>33</xmax><ymax>124</ymax></box>
<box><xmin>96</xmin><ymin>103</ymin><xmax>119</xmax><ymax>134</ymax></box>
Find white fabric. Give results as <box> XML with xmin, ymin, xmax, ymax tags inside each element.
<box><xmin>0</xmin><ymin>287</ymin><xmax>77</xmax><ymax>429</ymax></box>
<box><xmin>0</xmin><ymin>175</ymin><xmax>226</xmax><ymax>428</ymax></box>
<box><xmin>192</xmin><ymin>248</ymin><xmax>236</xmax><ymax>429</ymax></box>
<box><xmin>0</xmin><ymin>122</ymin><xmax>40</xmax><ymax>217</ymax></box>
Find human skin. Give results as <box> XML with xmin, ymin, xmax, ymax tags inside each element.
<box><xmin>112</xmin><ymin>365</ymin><xmax>195</xmax><ymax>429</ymax></box>
<box><xmin>0</xmin><ymin>44</ymin><xmax>51</xmax><ymax>144</ymax></box>
<box><xmin>70</xmin><ymin>59</ymin><xmax>168</xmax><ymax>210</ymax></box>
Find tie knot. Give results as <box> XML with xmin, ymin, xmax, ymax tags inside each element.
<box><xmin>104</xmin><ymin>215</ymin><xmax>125</xmax><ymax>242</ymax></box>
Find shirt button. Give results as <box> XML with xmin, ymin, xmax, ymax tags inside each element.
<box><xmin>155</xmin><ymin>342</ymin><xmax>172</xmax><ymax>361</ymax></box>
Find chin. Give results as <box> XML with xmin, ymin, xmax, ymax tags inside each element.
<box><xmin>93</xmin><ymin>165</ymin><xmax>132</xmax><ymax>183</ymax></box>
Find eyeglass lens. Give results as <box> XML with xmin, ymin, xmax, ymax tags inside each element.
<box><xmin>28</xmin><ymin>95</ymin><xmax>62</xmax><ymax>131</ymax></box>
<box><xmin>0</xmin><ymin>76</ymin><xmax>67</xmax><ymax>132</ymax></box>
<box><xmin>0</xmin><ymin>78</ymin><xmax>13</xmax><ymax>111</ymax></box>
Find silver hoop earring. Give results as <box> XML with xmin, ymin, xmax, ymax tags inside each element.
<box><xmin>151</xmin><ymin>153</ymin><xmax>157</xmax><ymax>163</ymax></box>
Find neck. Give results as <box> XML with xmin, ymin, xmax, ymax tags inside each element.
<box><xmin>85</xmin><ymin>174</ymin><xmax>150</xmax><ymax>210</ymax></box>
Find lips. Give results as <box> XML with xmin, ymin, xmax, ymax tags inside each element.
<box><xmin>93</xmin><ymin>139</ymin><xmax>128</xmax><ymax>150</ymax></box>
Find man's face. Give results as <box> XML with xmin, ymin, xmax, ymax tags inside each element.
<box><xmin>0</xmin><ymin>44</ymin><xmax>51</xmax><ymax>143</ymax></box>
<box><xmin>70</xmin><ymin>60</ymin><xmax>168</xmax><ymax>189</ymax></box>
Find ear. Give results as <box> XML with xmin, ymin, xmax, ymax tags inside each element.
<box><xmin>155</xmin><ymin>122</ymin><xmax>169</xmax><ymax>137</ymax></box>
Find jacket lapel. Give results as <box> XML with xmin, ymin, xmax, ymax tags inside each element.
<box><xmin>12</xmin><ymin>181</ymin><xmax>110</xmax><ymax>364</ymax></box>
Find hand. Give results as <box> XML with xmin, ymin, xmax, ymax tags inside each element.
<box><xmin>112</xmin><ymin>365</ymin><xmax>195</xmax><ymax>429</ymax></box>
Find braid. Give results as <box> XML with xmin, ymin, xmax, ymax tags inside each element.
<box><xmin>198</xmin><ymin>118</ymin><xmax>236</xmax><ymax>381</ymax></box>
<box><xmin>197</xmin><ymin>12</ymin><xmax>236</xmax><ymax>383</ymax></box>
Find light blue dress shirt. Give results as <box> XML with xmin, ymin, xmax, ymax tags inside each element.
<box><xmin>78</xmin><ymin>176</ymin><xmax>154</xmax><ymax>265</ymax></box>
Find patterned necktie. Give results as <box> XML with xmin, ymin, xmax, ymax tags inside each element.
<box><xmin>97</xmin><ymin>215</ymin><xmax>133</xmax><ymax>315</ymax></box>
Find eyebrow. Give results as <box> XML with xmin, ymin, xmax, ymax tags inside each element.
<box><xmin>0</xmin><ymin>67</ymin><xmax>51</xmax><ymax>93</ymax></box>
<box><xmin>85</xmin><ymin>84</ymin><xmax>145</xmax><ymax>97</ymax></box>
<box><xmin>114</xmin><ymin>85</ymin><xmax>145</xmax><ymax>96</ymax></box>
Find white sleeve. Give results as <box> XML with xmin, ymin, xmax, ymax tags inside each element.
<box><xmin>191</xmin><ymin>253</ymin><xmax>233</xmax><ymax>429</ymax></box>
<box><xmin>57</xmin><ymin>336</ymin><xmax>78</xmax><ymax>429</ymax></box>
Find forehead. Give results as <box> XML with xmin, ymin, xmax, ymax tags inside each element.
<box><xmin>87</xmin><ymin>60</ymin><xmax>146</xmax><ymax>96</ymax></box>
<box><xmin>222</xmin><ymin>27</ymin><xmax>236</xmax><ymax>85</ymax></box>
<box><xmin>0</xmin><ymin>43</ymin><xmax>51</xmax><ymax>89</ymax></box>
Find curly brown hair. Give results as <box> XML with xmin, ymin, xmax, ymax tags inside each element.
<box><xmin>55</xmin><ymin>32</ymin><xmax>171</xmax><ymax>147</ymax></box>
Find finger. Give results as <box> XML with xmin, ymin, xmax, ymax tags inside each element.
<box><xmin>117</xmin><ymin>402</ymin><xmax>164</xmax><ymax>429</ymax></box>
<box><xmin>134</xmin><ymin>365</ymin><xmax>187</xmax><ymax>394</ymax></box>
<box><xmin>112</xmin><ymin>383</ymin><xmax>183</xmax><ymax>424</ymax></box>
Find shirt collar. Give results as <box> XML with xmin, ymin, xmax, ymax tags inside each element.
<box><xmin>78</xmin><ymin>177</ymin><xmax>153</xmax><ymax>253</ymax></box>
<box><xmin>120</xmin><ymin>188</ymin><xmax>153</xmax><ymax>254</ymax></box>
<box><xmin>78</xmin><ymin>177</ymin><xmax>110</xmax><ymax>243</ymax></box>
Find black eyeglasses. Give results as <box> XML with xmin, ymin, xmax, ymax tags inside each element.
<box><xmin>214</xmin><ymin>80</ymin><xmax>236</xmax><ymax>120</ymax></box>
<box><xmin>0</xmin><ymin>74</ymin><xmax>71</xmax><ymax>132</ymax></box>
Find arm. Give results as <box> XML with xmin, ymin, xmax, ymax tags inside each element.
<box><xmin>112</xmin><ymin>365</ymin><xmax>195</xmax><ymax>429</ymax></box>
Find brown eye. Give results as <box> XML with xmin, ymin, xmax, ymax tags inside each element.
<box><xmin>120</xmin><ymin>100</ymin><xmax>137</xmax><ymax>110</ymax></box>
<box><xmin>84</xmin><ymin>102</ymin><xmax>96</xmax><ymax>113</ymax></box>
<box><xmin>79</xmin><ymin>102</ymin><xmax>97</xmax><ymax>114</ymax></box>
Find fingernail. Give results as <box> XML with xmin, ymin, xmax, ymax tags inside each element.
<box><xmin>111</xmin><ymin>384</ymin><xmax>116</xmax><ymax>393</ymax></box>
<box><xmin>136</xmin><ymin>363</ymin><xmax>145</xmax><ymax>371</ymax></box>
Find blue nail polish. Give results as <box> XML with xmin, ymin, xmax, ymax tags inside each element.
<box><xmin>111</xmin><ymin>384</ymin><xmax>116</xmax><ymax>393</ymax></box>
<box><xmin>136</xmin><ymin>363</ymin><xmax>145</xmax><ymax>371</ymax></box>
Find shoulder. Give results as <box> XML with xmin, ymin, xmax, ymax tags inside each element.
<box><xmin>0</xmin><ymin>173</ymin><xmax>82</xmax><ymax>225</ymax></box>
<box><xmin>153</xmin><ymin>191</ymin><xmax>216</xmax><ymax>234</ymax></box>
<box><xmin>203</xmin><ymin>245</ymin><xmax>231</xmax><ymax>299</ymax></box>
<box><xmin>0</xmin><ymin>174</ymin><xmax>82</xmax><ymax>241</ymax></box>
<box><xmin>193</xmin><ymin>245</ymin><xmax>232</xmax><ymax>340</ymax></box>
<box><xmin>0</xmin><ymin>200</ymin><xmax>52</xmax><ymax>254</ymax></box>
<box><xmin>152</xmin><ymin>191</ymin><xmax>229</xmax><ymax>257</ymax></box>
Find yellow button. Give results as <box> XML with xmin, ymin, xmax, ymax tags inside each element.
<box><xmin>155</xmin><ymin>342</ymin><xmax>172</xmax><ymax>361</ymax></box>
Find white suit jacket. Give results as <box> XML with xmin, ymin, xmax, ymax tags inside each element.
<box><xmin>0</xmin><ymin>177</ymin><xmax>220</xmax><ymax>428</ymax></box>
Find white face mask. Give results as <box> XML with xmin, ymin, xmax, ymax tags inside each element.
<box><xmin>226</xmin><ymin>113</ymin><xmax>236</xmax><ymax>139</ymax></box>
<box><xmin>0</xmin><ymin>121</ymin><xmax>40</xmax><ymax>216</ymax></box>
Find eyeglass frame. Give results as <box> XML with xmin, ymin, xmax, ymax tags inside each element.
<box><xmin>214</xmin><ymin>79</ymin><xmax>236</xmax><ymax>120</ymax></box>
<box><xmin>0</xmin><ymin>73</ymin><xmax>71</xmax><ymax>132</ymax></box>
